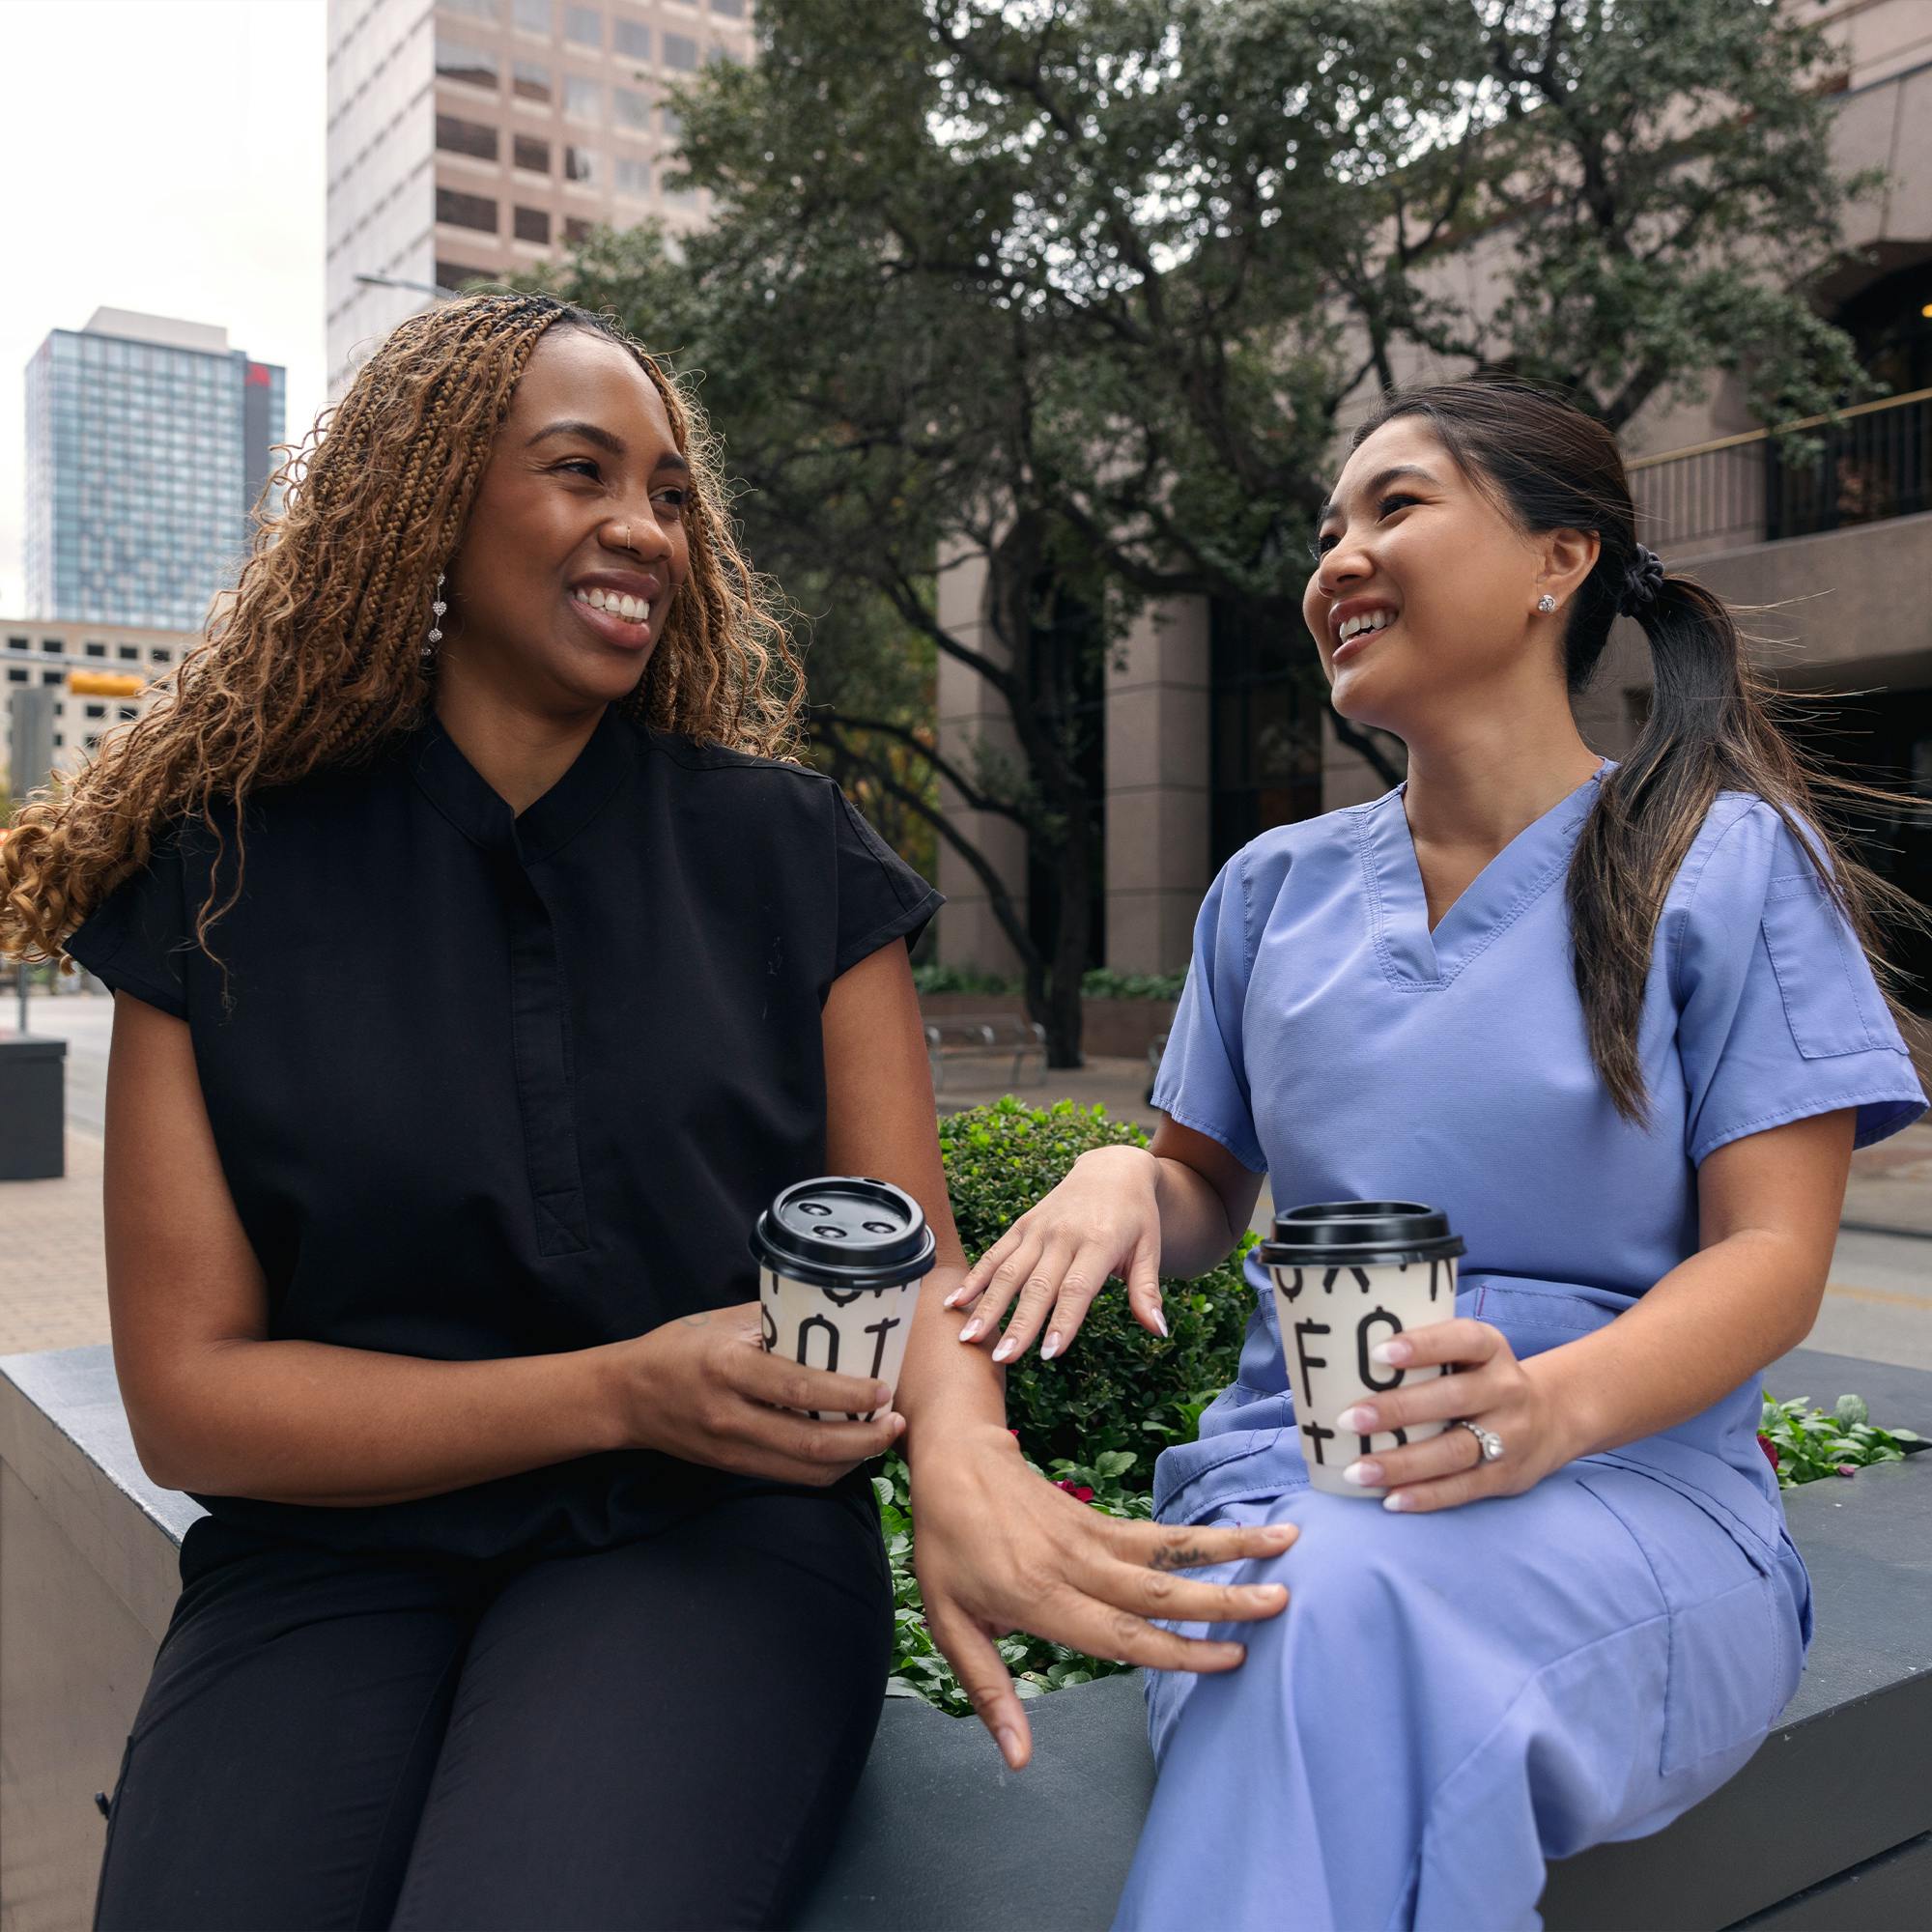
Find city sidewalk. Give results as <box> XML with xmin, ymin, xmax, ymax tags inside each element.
<box><xmin>6</xmin><ymin>1057</ymin><xmax>1931</xmax><ymax>1361</ymax></box>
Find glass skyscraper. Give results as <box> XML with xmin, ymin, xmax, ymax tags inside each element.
<box><xmin>24</xmin><ymin>308</ymin><xmax>286</xmax><ymax>632</ymax></box>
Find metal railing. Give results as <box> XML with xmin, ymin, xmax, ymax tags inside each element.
<box><xmin>1628</xmin><ymin>385</ymin><xmax>1932</xmax><ymax>554</ymax></box>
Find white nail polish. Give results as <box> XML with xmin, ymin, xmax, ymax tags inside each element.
<box><xmin>991</xmin><ymin>1337</ymin><xmax>1016</xmax><ymax>1363</ymax></box>
<box><xmin>1382</xmin><ymin>1492</ymin><xmax>1409</xmax><ymax>1512</ymax></box>
<box><xmin>1151</xmin><ymin>1307</ymin><xmax>1169</xmax><ymax>1340</ymax></box>
<box><xmin>1335</xmin><ymin>1406</ymin><xmax>1371</xmax><ymax>1434</ymax></box>
<box><xmin>1341</xmin><ymin>1461</ymin><xmax>1375</xmax><ymax>1486</ymax></box>
<box><xmin>1041</xmin><ymin>1332</ymin><xmax>1061</xmax><ymax>1361</ymax></box>
<box><xmin>958</xmin><ymin>1320</ymin><xmax>981</xmax><ymax>1344</ymax></box>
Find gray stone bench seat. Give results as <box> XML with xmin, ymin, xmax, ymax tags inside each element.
<box><xmin>3</xmin><ymin>1344</ymin><xmax>1928</xmax><ymax>1931</ymax></box>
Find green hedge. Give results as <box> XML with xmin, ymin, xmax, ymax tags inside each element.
<box><xmin>938</xmin><ymin>1096</ymin><xmax>1254</xmax><ymax>1481</ymax></box>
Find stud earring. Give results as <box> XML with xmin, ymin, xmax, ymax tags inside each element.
<box><xmin>422</xmin><ymin>572</ymin><xmax>447</xmax><ymax>665</ymax></box>
<box><xmin>1536</xmin><ymin>594</ymin><xmax>1557</xmax><ymax>613</ymax></box>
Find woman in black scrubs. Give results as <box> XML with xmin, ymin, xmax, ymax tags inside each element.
<box><xmin>1</xmin><ymin>292</ymin><xmax>1294</xmax><ymax>1929</ymax></box>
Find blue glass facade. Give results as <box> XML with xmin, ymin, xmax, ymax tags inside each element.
<box><xmin>24</xmin><ymin>323</ymin><xmax>286</xmax><ymax>632</ymax></box>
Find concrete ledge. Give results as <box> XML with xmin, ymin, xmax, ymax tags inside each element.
<box><xmin>3</xmin><ymin>1346</ymin><xmax>1928</xmax><ymax>1932</ymax></box>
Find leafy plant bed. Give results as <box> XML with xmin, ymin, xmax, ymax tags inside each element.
<box><xmin>1758</xmin><ymin>1392</ymin><xmax>1922</xmax><ymax>1485</ymax></box>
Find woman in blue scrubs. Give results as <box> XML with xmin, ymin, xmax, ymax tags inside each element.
<box><xmin>949</xmin><ymin>377</ymin><xmax>1929</xmax><ymax>1930</ymax></box>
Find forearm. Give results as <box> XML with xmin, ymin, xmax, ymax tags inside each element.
<box><xmin>132</xmin><ymin>1336</ymin><xmax>627</xmax><ymax>1506</ymax></box>
<box><xmin>1529</xmin><ymin>1229</ymin><xmax>1823</xmax><ymax>1461</ymax></box>
<box><xmin>1151</xmin><ymin>1152</ymin><xmax>1245</xmax><ymax>1279</ymax></box>
<box><xmin>895</xmin><ymin>1260</ymin><xmax>1009</xmax><ymax>1461</ymax></box>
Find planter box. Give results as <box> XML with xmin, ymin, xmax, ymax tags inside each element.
<box><xmin>0</xmin><ymin>1037</ymin><xmax>66</xmax><ymax>1180</ymax></box>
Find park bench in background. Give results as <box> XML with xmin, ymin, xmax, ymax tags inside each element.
<box><xmin>923</xmin><ymin>1013</ymin><xmax>1047</xmax><ymax>1092</ymax></box>
<box><xmin>2</xmin><ymin>1343</ymin><xmax>1926</xmax><ymax>1931</ymax></box>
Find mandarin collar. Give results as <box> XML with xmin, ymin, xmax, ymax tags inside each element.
<box><xmin>409</xmin><ymin>704</ymin><xmax>633</xmax><ymax>863</ymax></box>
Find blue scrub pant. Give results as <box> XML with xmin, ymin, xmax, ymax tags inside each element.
<box><xmin>1115</xmin><ymin>1288</ymin><xmax>1811</xmax><ymax>1932</ymax></box>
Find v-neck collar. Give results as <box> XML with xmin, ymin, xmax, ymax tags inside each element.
<box><xmin>410</xmin><ymin>703</ymin><xmax>633</xmax><ymax>865</ymax></box>
<box><xmin>1359</xmin><ymin>758</ymin><xmax>1613</xmax><ymax>987</ymax></box>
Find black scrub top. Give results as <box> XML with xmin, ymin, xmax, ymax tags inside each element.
<box><xmin>66</xmin><ymin>705</ymin><xmax>943</xmax><ymax>1560</ymax></box>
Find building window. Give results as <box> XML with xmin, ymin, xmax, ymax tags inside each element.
<box><xmin>437</xmin><ymin>187</ymin><xmax>499</xmax><ymax>233</ymax></box>
<box><xmin>85</xmin><ymin>702</ymin><xmax>106</xmax><ymax>720</ymax></box>
<box><xmin>564</xmin><ymin>215</ymin><xmax>593</xmax><ymax>242</ymax></box>
<box><xmin>614</xmin><ymin>86</ymin><xmax>652</xmax><ymax>130</ymax></box>
<box><xmin>84</xmin><ymin>641</ymin><xmax>106</xmax><ymax>657</ymax></box>
<box><xmin>515</xmin><ymin>205</ymin><xmax>552</xmax><ymax>243</ymax></box>
<box><xmin>434</xmin><ymin>36</ymin><xmax>498</xmax><ymax>87</ymax></box>
<box><xmin>615</xmin><ymin>156</ymin><xmax>651</xmax><ymax>197</ymax></box>
<box><xmin>439</xmin><ymin>0</ymin><xmax>500</xmax><ymax>18</ymax></box>
<box><xmin>40</xmin><ymin>639</ymin><xmax>60</xmax><ymax>652</ymax></box>
<box><xmin>663</xmin><ymin>31</ymin><xmax>697</xmax><ymax>69</ymax></box>
<box><xmin>84</xmin><ymin>734</ymin><xmax>99</xmax><ymax>753</ymax></box>
<box><xmin>513</xmin><ymin>59</ymin><xmax>552</xmax><ymax>101</ymax></box>
<box><xmin>514</xmin><ymin>133</ymin><xmax>551</xmax><ymax>172</ymax></box>
<box><xmin>5</xmin><ymin>636</ymin><xmax>25</xmax><ymax>650</ymax></box>
<box><xmin>513</xmin><ymin>0</ymin><xmax>551</xmax><ymax>29</ymax></box>
<box><xmin>437</xmin><ymin>260</ymin><xmax>494</xmax><ymax>291</ymax></box>
<box><xmin>41</xmin><ymin>669</ymin><xmax>61</xmax><ymax>686</ymax></box>
<box><xmin>564</xmin><ymin>75</ymin><xmax>602</xmax><ymax>121</ymax></box>
<box><xmin>564</xmin><ymin>4</ymin><xmax>601</xmax><ymax>45</ymax></box>
<box><xmin>6</xmin><ymin>668</ymin><xmax>25</xmax><ymax>684</ymax></box>
<box><xmin>659</xmin><ymin>103</ymin><xmax>683</xmax><ymax>141</ymax></box>
<box><xmin>118</xmin><ymin>706</ymin><xmax>139</xmax><ymax>722</ymax></box>
<box><xmin>710</xmin><ymin>0</ymin><xmax>744</xmax><ymax>14</ymax></box>
<box><xmin>436</xmin><ymin>113</ymin><xmax>500</xmax><ymax>160</ymax></box>
<box><xmin>117</xmin><ymin>644</ymin><xmax>138</xmax><ymax>660</ymax></box>
<box><xmin>613</xmin><ymin>16</ymin><xmax>650</xmax><ymax>58</ymax></box>
<box><xmin>151</xmin><ymin>647</ymin><xmax>172</xmax><ymax>664</ymax></box>
<box><xmin>563</xmin><ymin>144</ymin><xmax>599</xmax><ymax>185</ymax></box>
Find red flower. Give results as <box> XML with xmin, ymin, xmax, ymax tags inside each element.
<box><xmin>1056</xmin><ymin>1480</ymin><xmax>1096</xmax><ymax>1502</ymax></box>
<box><xmin>1757</xmin><ymin>1433</ymin><xmax>1780</xmax><ymax>1468</ymax></box>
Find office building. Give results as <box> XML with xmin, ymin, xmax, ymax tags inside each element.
<box><xmin>24</xmin><ymin>310</ymin><xmax>286</xmax><ymax>636</ymax></box>
<box><xmin>327</xmin><ymin>0</ymin><xmax>754</xmax><ymax>396</ymax></box>
<box><xmin>1</xmin><ymin>617</ymin><xmax>193</xmax><ymax>793</ymax></box>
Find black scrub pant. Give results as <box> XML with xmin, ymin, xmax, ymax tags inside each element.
<box><xmin>93</xmin><ymin>1489</ymin><xmax>893</xmax><ymax>1931</ymax></box>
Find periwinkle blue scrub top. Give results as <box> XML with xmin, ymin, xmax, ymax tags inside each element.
<box><xmin>1152</xmin><ymin>763</ymin><xmax>1926</xmax><ymax>1472</ymax></box>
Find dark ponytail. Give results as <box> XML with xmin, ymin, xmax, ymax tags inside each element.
<box><xmin>1342</xmin><ymin>376</ymin><xmax>1928</xmax><ymax>1126</ymax></box>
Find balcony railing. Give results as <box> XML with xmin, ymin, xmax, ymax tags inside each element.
<box><xmin>1628</xmin><ymin>385</ymin><xmax>1932</xmax><ymax>554</ymax></box>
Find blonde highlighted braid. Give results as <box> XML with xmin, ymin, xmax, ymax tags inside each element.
<box><xmin>1</xmin><ymin>292</ymin><xmax>802</xmax><ymax>968</ymax></box>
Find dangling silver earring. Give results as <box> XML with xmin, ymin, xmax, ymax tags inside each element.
<box><xmin>422</xmin><ymin>572</ymin><xmax>447</xmax><ymax>666</ymax></box>
<box><xmin>1536</xmin><ymin>593</ymin><xmax>1557</xmax><ymax>613</ymax></box>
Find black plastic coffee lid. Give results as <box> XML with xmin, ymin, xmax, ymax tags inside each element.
<box><xmin>751</xmin><ymin>1176</ymin><xmax>939</xmax><ymax>1290</ymax></box>
<box><xmin>1257</xmin><ymin>1200</ymin><xmax>1465</xmax><ymax>1266</ymax></box>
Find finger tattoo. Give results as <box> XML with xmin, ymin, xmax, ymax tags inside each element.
<box><xmin>1149</xmin><ymin>1543</ymin><xmax>1213</xmax><ymax>1573</ymax></box>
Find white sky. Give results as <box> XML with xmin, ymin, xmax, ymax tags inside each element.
<box><xmin>0</xmin><ymin>0</ymin><xmax>327</xmax><ymax>615</ymax></box>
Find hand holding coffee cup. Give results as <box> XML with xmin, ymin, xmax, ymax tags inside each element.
<box><xmin>752</xmin><ymin>1176</ymin><xmax>938</xmax><ymax>1421</ymax></box>
<box><xmin>1257</xmin><ymin>1202</ymin><xmax>1466</xmax><ymax>1500</ymax></box>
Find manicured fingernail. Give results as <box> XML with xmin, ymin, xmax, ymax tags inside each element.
<box><xmin>1041</xmin><ymin>1331</ymin><xmax>1061</xmax><ymax>1360</ymax></box>
<box><xmin>1342</xmin><ymin>1460</ymin><xmax>1383</xmax><ymax>1487</ymax></box>
<box><xmin>996</xmin><ymin>1726</ymin><xmax>1023</xmax><ymax>1769</ymax></box>
<box><xmin>958</xmin><ymin>1319</ymin><xmax>981</xmax><ymax>1344</ymax></box>
<box><xmin>943</xmin><ymin>1287</ymin><xmax>965</xmax><ymax>1308</ymax></box>
<box><xmin>1151</xmin><ymin>1307</ymin><xmax>1169</xmax><ymax>1339</ymax></box>
<box><xmin>1336</xmin><ymin>1405</ymin><xmax>1378</xmax><ymax>1433</ymax></box>
<box><xmin>991</xmin><ymin>1335</ymin><xmax>1018</xmax><ymax>1363</ymax></box>
<box><xmin>1382</xmin><ymin>1492</ymin><xmax>1411</xmax><ymax>1512</ymax></box>
<box><xmin>1369</xmin><ymin>1338</ymin><xmax>1411</xmax><ymax>1366</ymax></box>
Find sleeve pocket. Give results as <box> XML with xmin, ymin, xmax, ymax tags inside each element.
<box><xmin>1758</xmin><ymin>874</ymin><xmax>1886</xmax><ymax>1061</ymax></box>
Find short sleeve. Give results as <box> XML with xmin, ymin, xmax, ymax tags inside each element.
<box><xmin>1150</xmin><ymin>849</ymin><xmax>1265</xmax><ymax>1173</ymax></box>
<box><xmin>63</xmin><ymin>840</ymin><xmax>193</xmax><ymax>1020</ymax></box>
<box><xmin>1674</xmin><ymin>801</ymin><xmax>1926</xmax><ymax>1165</ymax></box>
<box><xmin>830</xmin><ymin>787</ymin><xmax>945</xmax><ymax>981</ymax></box>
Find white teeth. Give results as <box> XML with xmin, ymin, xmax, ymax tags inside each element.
<box><xmin>575</xmin><ymin>586</ymin><xmax>651</xmax><ymax>625</ymax></box>
<box><xmin>1338</xmin><ymin>610</ymin><xmax>1396</xmax><ymax>643</ymax></box>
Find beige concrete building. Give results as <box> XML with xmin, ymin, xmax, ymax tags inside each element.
<box><xmin>2</xmin><ymin>619</ymin><xmax>190</xmax><ymax>793</ymax></box>
<box><xmin>937</xmin><ymin>0</ymin><xmax>1932</xmax><ymax>990</ymax></box>
<box><xmin>327</xmin><ymin>0</ymin><xmax>753</xmax><ymax>397</ymax></box>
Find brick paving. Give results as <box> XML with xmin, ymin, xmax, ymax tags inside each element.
<box><xmin>0</xmin><ymin>1129</ymin><xmax>110</xmax><ymax>1354</ymax></box>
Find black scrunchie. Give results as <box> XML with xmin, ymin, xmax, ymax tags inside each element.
<box><xmin>1618</xmin><ymin>543</ymin><xmax>1665</xmax><ymax>618</ymax></box>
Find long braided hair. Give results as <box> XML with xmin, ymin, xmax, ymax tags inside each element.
<box><xmin>1</xmin><ymin>292</ymin><xmax>801</xmax><ymax>967</ymax></box>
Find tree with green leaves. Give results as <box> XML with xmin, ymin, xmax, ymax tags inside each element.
<box><xmin>533</xmin><ymin>0</ymin><xmax>1886</xmax><ymax>1064</ymax></box>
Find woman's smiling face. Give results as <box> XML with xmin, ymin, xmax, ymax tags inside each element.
<box><xmin>1301</xmin><ymin>416</ymin><xmax>1593</xmax><ymax>739</ymax></box>
<box><xmin>440</xmin><ymin>326</ymin><xmax>693</xmax><ymax>712</ymax></box>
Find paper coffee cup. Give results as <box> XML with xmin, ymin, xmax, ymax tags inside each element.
<box><xmin>1256</xmin><ymin>1201</ymin><xmax>1466</xmax><ymax>1499</ymax></box>
<box><xmin>751</xmin><ymin>1177</ymin><xmax>938</xmax><ymax>1422</ymax></box>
